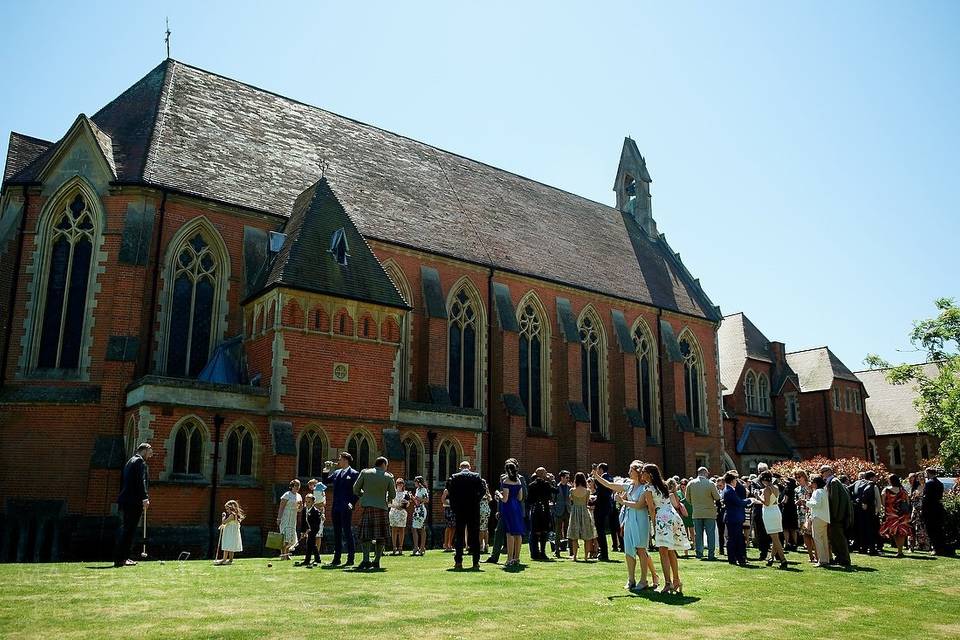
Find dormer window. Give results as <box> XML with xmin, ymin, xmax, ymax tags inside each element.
<box><xmin>330</xmin><ymin>228</ymin><xmax>349</xmax><ymax>266</ymax></box>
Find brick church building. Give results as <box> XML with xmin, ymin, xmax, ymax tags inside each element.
<box><xmin>718</xmin><ymin>312</ymin><xmax>869</xmax><ymax>472</ymax></box>
<box><xmin>0</xmin><ymin>59</ymin><xmax>724</xmax><ymax>561</ymax></box>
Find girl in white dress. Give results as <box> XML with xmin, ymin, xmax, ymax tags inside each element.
<box><xmin>759</xmin><ymin>471</ymin><xmax>787</xmax><ymax>569</ymax></box>
<box><xmin>214</xmin><ymin>500</ymin><xmax>244</xmax><ymax>565</ymax></box>
<box><xmin>646</xmin><ymin>463</ymin><xmax>690</xmax><ymax>595</ymax></box>
<box><xmin>277</xmin><ymin>479</ymin><xmax>302</xmax><ymax>560</ymax></box>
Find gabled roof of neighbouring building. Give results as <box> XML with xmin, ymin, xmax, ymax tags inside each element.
<box><xmin>786</xmin><ymin>346</ymin><xmax>860</xmax><ymax>392</ymax></box>
<box><xmin>254</xmin><ymin>177</ymin><xmax>408</xmax><ymax>309</ymax></box>
<box><xmin>856</xmin><ymin>362</ymin><xmax>941</xmax><ymax>437</ymax></box>
<box><xmin>718</xmin><ymin>312</ymin><xmax>778</xmax><ymax>395</ymax></box>
<box><xmin>736</xmin><ymin>422</ymin><xmax>796</xmax><ymax>458</ymax></box>
<box><xmin>3</xmin><ymin>132</ymin><xmax>52</xmax><ymax>181</ymax></box>
<box><xmin>3</xmin><ymin>59</ymin><xmax>720</xmax><ymax>321</ymax></box>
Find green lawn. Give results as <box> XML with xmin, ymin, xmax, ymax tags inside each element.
<box><xmin>1</xmin><ymin>547</ymin><xmax>958</xmax><ymax>640</ymax></box>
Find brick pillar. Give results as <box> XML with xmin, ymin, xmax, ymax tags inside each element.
<box><xmin>426</xmin><ymin>316</ymin><xmax>448</xmax><ymax>389</ymax></box>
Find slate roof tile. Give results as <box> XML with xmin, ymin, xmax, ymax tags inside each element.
<box><xmin>786</xmin><ymin>346</ymin><xmax>859</xmax><ymax>393</ymax></box>
<box><xmin>856</xmin><ymin>363</ymin><xmax>940</xmax><ymax>436</ymax></box>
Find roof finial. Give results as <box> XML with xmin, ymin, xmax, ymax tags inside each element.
<box><xmin>165</xmin><ymin>17</ymin><xmax>172</xmax><ymax>59</ymax></box>
<box><xmin>318</xmin><ymin>156</ymin><xmax>329</xmax><ymax>178</ymax></box>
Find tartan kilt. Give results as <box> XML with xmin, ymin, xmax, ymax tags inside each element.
<box><xmin>358</xmin><ymin>507</ymin><xmax>390</xmax><ymax>542</ymax></box>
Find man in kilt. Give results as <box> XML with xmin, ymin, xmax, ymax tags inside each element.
<box><xmin>353</xmin><ymin>456</ymin><xmax>396</xmax><ymax>570</ymax></box>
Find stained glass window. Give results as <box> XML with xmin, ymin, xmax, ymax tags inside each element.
<box><xmin>519</xmin><ymin>303</ymin><xmax>544</xmax><ymax>430</ymax></box>
<box><xmin>448</xmin><ymin>288</ymin><xmax>478</xmax><ymax>408</ymax></box>
<box><xmin>298</xmin><ymin>428</ymin><xmax>326</xmax><ymax>478</ymax></box>
<box><xmin>633</xmin><ymin>323</ymin><xmax>657</xmax><ymax>438</ymax></box>
<box><xmin>37</xmin><ymin>194</ymin><xmax>95</xmax><ymax>370</ymax></box>
<box><xmin>166</xmin><ymin>233</ymin><xmax>219</xmax><ymax>377</ymax></box>
<box><xmin>225</xmin><ymin>425</ymin><xmax>254</xmax><ymax>477</ymax></box>
<box><xmin>579</xmin><ymin>313</ymin><xmax>603</xmax><ymax>435</ymax></box>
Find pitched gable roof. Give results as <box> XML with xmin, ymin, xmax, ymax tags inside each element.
<box><xmin>718</xmin><ymin>312</ymin><xmax>773</xmax><ymax>395</ymax></box>
<box><xmin>786</xmin><ymin>346</ymin><xmax>859</xmax><ymax>392</ymax></box>
<box><xmin>4</xmin><ymin>59</ymin><xmax>719</xmax><ymax>320</ymax></box>
<box><xmin>856</xmin><ymin>362</ymin><xmax>941</xmax><ymax>437</ymax></box>
<box><xmin>256</xmin><ymin>177</ymin><xmax>407</xmax><ymax>310</ymax></box>
<box><xmin>4</xmin><ymin>132</ymin><xmax>51</xmax><ymax>181</ymax></box>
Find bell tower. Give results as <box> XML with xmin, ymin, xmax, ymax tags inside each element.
<box><xmin>613</xmin><ymin>137</ymin><xmax>657</xmax><ymax>238</ymax></box>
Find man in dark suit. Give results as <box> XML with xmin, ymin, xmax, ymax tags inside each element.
<box><xmin>526</xmin><ymin>467</ymin><xmax>557</xmax><ymax>560</ymax></box>
<box><xmin>722</xmin><ymin>471</ymin><xmax>754</xmax><ymax>566</ymax></box>
<box><xmin>446</xmin><ymin>460</ymin><xmax>485</xmax><ymax>569</ymax></box>
<box><xmin>821</xmin><ymin>464</ymin><xmax>854</xmax><ymax>567</ymax></box>
<box><xmin>750</xmin><ymin>463</ymin><xmax>772</xmax><ymax>560</ymax></box>
<box><xmin>593</xmin><ymin>462</ymin><xmax>614</xmax><ymax>561</ymax></box>
<box><xmin>923</xmin><ymin>467</ymin><xmax>952</xmax><ymax>556</ymax></box>
<box><xmin>321</xmin><ymin>452</ymin><xmax>360</xmax><ymax>566</ymax></box>
<box><xmin>114</xmin><ymin>443</ymin><xmax>152</xmax><ymax>567</ymax></box>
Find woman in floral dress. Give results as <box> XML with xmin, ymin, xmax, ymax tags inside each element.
<box><xmin>388</xmin><ymin>477</ymin><xmax>410</xmax><ymax>556</ymax></box>
<box><xmin>880</xmin><ymin>474</ymin><xmax>913</xmax><ymax>557</ymax></box>
<box><xmin>794</xmin><ymin>469</ymin><xmax>817</xmax><ymax>563</ymax></box>
<box><xmin>479</xmin><ymin>479</ymin><xmax>492</xmax><ymax>554</ymax></box>
<box><xmin>410</xmin><ymin>476</ymin><xmax>429</xmax><ymax>556</ymax></box>
<box><xmin>908</xmin><ymin>473</ymin><xmax>930</xmax><ymax>551</ymax></box>
<box><xmin>647</xmin><ymin>464</ymin><xmax>690</xmax><ymax>595</ymax></box>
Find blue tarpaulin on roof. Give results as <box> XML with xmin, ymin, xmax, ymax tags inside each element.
<box><xmin>198</xmin><ymin>335</ymin><xmax>245</xmax><ymax>384</ymax></box>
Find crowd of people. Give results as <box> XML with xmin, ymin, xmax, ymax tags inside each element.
<box><xmin>113</xmin><ymin>443</ymin><xmax>955</xmax><ymax>591</ymax></box>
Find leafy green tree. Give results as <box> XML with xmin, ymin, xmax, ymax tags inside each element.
<box><xmin>863</xmin><ymin>354</ymin><xmax>891</xmax><ymax>370</ymax></box>
<box><xmin>884</xmin><ymin>298</ymin><xmax>960</xmax><ymax>470</ymax></box>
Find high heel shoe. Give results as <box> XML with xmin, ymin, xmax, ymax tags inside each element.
<box><xmin>660</xmin><ymin>582</ymin><xmax>674</xmax><ymax>595</ymax></box>
<box><xmin>673</xmin><ymin>581</ymin><xmax>683</xmax><ymax>596</ymax></box>
<box><xmin>650</xmin><ymin>578</ymin><xmax>659</xmax><ymax>590</ymax></box>
<box><xmin>779</xmin><ymin>560</ymin><xmax>788</xmax><ymax>569</ymax></box>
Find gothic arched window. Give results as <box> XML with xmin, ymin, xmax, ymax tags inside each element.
<box><xmin>448</xmin><ymin>285</ymin><xmax>479</xmax><ymax>409</ymax></box>
<box><xmin>633</xmin><ymin>320</ymin><xmax>658</xmax><ymax>438</ymax></box>
<box><xmin>680</xmin><ymin>332</ymin><xmax>707</xmax><ymax>433</ymax></box>
<box><xmin>163</xmin><ymin>228</ymin><xmax>224</xmax><ymax>377</ymax></box>
<box><xmin>172</xmin><ymin>420</ymin><xmax>205</xmax><ymax>476</ymax></box>
<box><xmin>347</xmin><ymin>432</ymin><xmax>374</xmax><ymax>470</ymax></box>
<box><xmin>298</xmin><ymin>427</ymin><xmax>327</xmax><ymax>478</ymax></box>
<box><xmin>35</xmin><ymin>192</ymin><xmax>98</xmax><ymax>370</ymax></box>
<box><xmin>402</xmin><ymin>435</ymin><xmax>422</xmax><ymax>480</ymax></box>
<box><xmin>224</xmin><ymin>424</ymin><xmax>254</xmax><ymax>478</ymax></box>
<box><xmin>758</xmin><ymin>373</ymin><xmax>770</xmax><ymax>415</ymax></box>
<box><xmin>518</xmin><ymin>300</ymin><xmax>545</xmax><ymax>431</ymax></box>
<box><xmin>745</xmin><ymin>371</ymin><xmax>758</xmax><ymax>413</ymax></box>
<box><xmin>437</xmin><ymin>439</ymin><xmax>460</xmax><ymax>483</ymax></box>
<box><xmin>891</xmin><ymin>440</ymin><xmax>903</xmax><ymax>467</ymax></box>
<box><xmin>579</xmin><ymin>309</ymin><xmax>605</xmax><ymax>436</ymax></box>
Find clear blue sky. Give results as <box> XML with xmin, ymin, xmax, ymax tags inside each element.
<box><xmin>2</xmin><ymin>1</ymin><xmax>957</xmax><ymax>370</ymax></box>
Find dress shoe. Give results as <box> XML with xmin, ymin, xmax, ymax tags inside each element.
<box><xmin>356</xmin><ymin>560</ymin><xmax>371</xmax><ymax>570</ymax></box>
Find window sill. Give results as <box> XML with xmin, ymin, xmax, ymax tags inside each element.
<box><xmin>156</xmin><ymin>475</ymin><xmax>210</xmax><ymax>487</ymax></box>
<box><xmin>18</xmin><ymin>368</ymin><xmax>85</xmax><ymax>381</ymax></box>
<box><xmin>590</xmin><ymin>433</ymin><xmax>609</xmax><ymax>443</ymax></box>
<box><xmin>220</xmin><ymin>477</ymin><xmax>261</xmax><ymax>488</ymax></box>
<box><xmin>526</xmin><ymin>429</ymin><xmax>554</xmax><ymax>439</ymax></box>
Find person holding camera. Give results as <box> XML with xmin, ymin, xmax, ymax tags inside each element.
<box><xmin>321</xmin><ymin>452</ymin><xmax>360</xmax><ymax>566</ymax></box>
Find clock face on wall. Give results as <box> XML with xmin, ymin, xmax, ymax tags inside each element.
<box><xmin>333</xmin><ymin>363</ymin><xmax>349</xmax><ymax>382</ymax></box>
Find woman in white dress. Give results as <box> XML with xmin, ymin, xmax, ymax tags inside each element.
<box><xmin>646</xmin><ymin>463</ymin><xmax>690</xmax><ymax>595</ymax></box>
<box><xmin>277</xmin><ymin>479</ymin><xmax>302</xmax><ymax>560</ymax></box>
<box><xmin>759</xmin><ymin>471</ymin><xmax>787</xmax><ymax>569</ymax></box>
<box><xmin>214</xmin><ymin>500</ymin><xmax>244</xmax><ymax>565</ymax></box>
<box><xmin>410</xmin><ymin>476</ymin><xmax>429</xmax><ymax>556</ymax></box>
<box><xmin>389</xmin><ymin>477</ymin><xmax>410</xmax><ymax>555</ymax></box>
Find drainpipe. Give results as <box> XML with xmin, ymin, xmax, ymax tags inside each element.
<box><xmin>427</xmin><ymin>430</ymin><xmax>437</xmax><ymax>548</ymax></box>
<box><xmin>208</xmin><ymin>413</ymin><xmax>224</xmax><ymax>558</ymax></box>
<box><xmin>142</xmin><ymin>190</ymin><xmax>168</xmax><ymax>377</ymax></box>
<box><xmin>0</xmin><ymin>185</ymin><xmax>30</xmax><ymax>387</ymax></box>
<box><xmin>486</xmin><ymin>267</ymin><xmax>494</xmax><ymax>479</ymax></box>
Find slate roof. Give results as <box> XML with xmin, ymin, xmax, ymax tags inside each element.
<box><xmin>257</xmin><ymin>177</ymin><xmax>408</xmax><ymax>309</ymax></box>
<box><xmin>736</xmin><ymin>423</ymin><xmax>795</xmax><ymax>458</ymax></box>
<box><xmin>856</xmin><ymin>363</ymin><xmax>940</xmax><ymax>437</ymax></box>
<box><xmin>718</xmin><ymin>312</ymin><xmax>773</xmax><ymax>395</ymax></box>
<box><xmin>3</xmin><ymin>132</ymin><xmax>51</xmax><ymax>181</ymax></box>
<box><xmin>3</xmin><ymin>59</ymin><xmax>720</xmax><ymax>321</ymax></box>
<box><xmin>786</xmin><ymin>346</ymin><xmax>860</xmax><ymax>392</ymax></box>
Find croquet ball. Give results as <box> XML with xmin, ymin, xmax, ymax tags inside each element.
<box><xmin>159</xmin><ymin>561</ymin><xmax>165</xmax><ymax>565</ymax></box>
<box><xmin>267</xmin><ymin>563</ymin><xmax>273</xmax><ymax>568</ymax></box>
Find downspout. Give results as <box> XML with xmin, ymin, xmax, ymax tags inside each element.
<box><xmin>486</xmin><ymin>267</ymin><xmax>494</xmax><ymax>480</ymax></box>
<box><xmin>208</xmin><ymin>413</ymin><xmax>224</xmax><ymax>558</ymax></box>
<box><xmin>141</xmin><ymin>190</ymin><xmax>168</xmax><ymax>376</ymax></box>
<box><xmin>427</xmin><ymin>430</ymin><xmax>437</xmax><ymax>548</ymax></box>
<box><xmin>0</xmin><ymin>185</ymin><xmax>30</xmax><ymax>387</ymax></box>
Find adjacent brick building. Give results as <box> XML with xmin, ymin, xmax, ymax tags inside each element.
<box><xmin>719</xmin><ymin>312</ymin><xmax>869</xmax><ymax>472</ymax></box>
<box><xmin>0</xmin><ymin>59</ymin><xmax>725</xmax><ymax>561</ymax></box>
<box><xmin>857</xmin><ymin>363</ymin><xmax>941</xmax><ymax>474</ymax></box>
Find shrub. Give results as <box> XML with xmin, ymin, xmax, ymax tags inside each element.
<box><xmin>944</xmin><ymin>485</ymin><xmax>960</xmax><ymax>549</ymax></box>
<box><xmin>771</xmin><ymin>455</ymin><xmax>890</xmax><ymax>483</ymax></box>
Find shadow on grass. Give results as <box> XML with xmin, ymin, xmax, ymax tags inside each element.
<box><xmin>502</xmin><ymin>563</ymin><xmax>527</xmax><ymax>573</ymax></box>
<box><xmin>607</xmin><ymin>590</ymin><xmax>701</xmax><ymax>606</ymax></box>
<box><xmin>822</xmin><ymin>564</ymin><xmax>877</xmax><ymax>573</ymax></box>
<box><xmin>85</xmin><ymin>565</ymin><xmax>116</xmax><ymax>570</ymax></box>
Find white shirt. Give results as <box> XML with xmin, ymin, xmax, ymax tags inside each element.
<box><xmin>807</xmin><ymin>487</ymin><xmax>831</xmax><ymax>523</ymax></box>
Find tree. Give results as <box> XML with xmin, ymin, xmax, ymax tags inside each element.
<box><xmin>885</xmin><ymin>298</ymin><xmax>960</xmax><ymax>470</ymax></box>
<box><xmin>862</xmin><ymin>354</ymin><xmax>890</xmax><ymax>370</ymax></box>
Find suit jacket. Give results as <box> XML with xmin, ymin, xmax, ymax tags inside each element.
<box><xmin>827</xmin><ymin>476</ymin><xmax>854</xmax><ymax>528</ymax></box>
<box><xmin>686</xmin><ymin>475</ymin><xmax>721</xmax><ymax>519</ymax></box>
<box><xmin>445</xmin><ymin>470</ymin><xmax>485</xmax><ymax>515</ymax></box>
<box><xmin>594</xmin><ymin>473</ymin><xmax>614</xmax><ymax>513</ymax></box>
<box><xmin>353</xmin><ymin>467</ymin><xmax>396</xmax><ymax>510</ymax></box>
<box><xmin>923</xmin><ymin>478</ymin><xmax>944</xmax><ymax>513</ymax></box>
<box><xmin>117</xmin><ymin>454</ymin><xmax>149</xmax><ymax>507</ymax></box>
<box><xmin>305</xmin><ymin>506</ymin><xmax>323</xmax><ymax>534</ymax></box>
<box><xmin>723</xmin><ymin>484</ymin><xmax>752</xmax><ymax>524</ymax></box>
<box><xmin>322</xmin><ymin>466</ymin><xmax>360</xmax><ymax>513</ymax></box>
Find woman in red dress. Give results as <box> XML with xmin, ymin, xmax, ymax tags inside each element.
<box><xmin>879</xmin><ymin>474</ymin><xmax>912</xmax><ymax>557</ymax></box>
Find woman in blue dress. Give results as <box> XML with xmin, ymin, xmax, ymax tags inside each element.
<box><xmin>498</xmin><ymin>462</ymin><xmax>526</xmax><ymax>567</ymax></box>
<box><xmin>593</xmin><ymin>461</ymin><xmax>659</xmax><ymax>590</ymax></box>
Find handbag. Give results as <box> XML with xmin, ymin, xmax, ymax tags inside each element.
<box><xmin>265</xmin><ymin>531</ymin><xmax>284</xmax><ymax>550</ymax></box>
